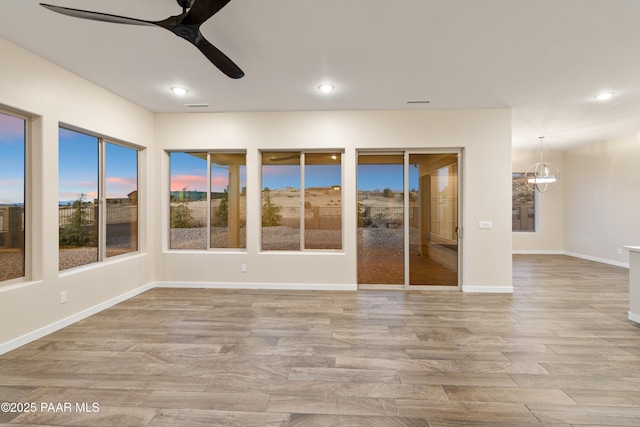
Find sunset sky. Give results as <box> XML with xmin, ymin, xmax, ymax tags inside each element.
<box><xmin>170</xmin><ymin>153</ymin><xmax>345</xmax><ymax>193</ymax></box>
<box><xmin>0</xmin><ymin>112</ymin><xmax>25</xmax><ymax>205</ymax></box>
<box><xmin>170</xmin><ymin>153</ymin><xmax>405</xmax><ymax>193</ymax></box>
<box><xmin>58</xmin><ymin>128</ymin><xmax>138</xmax><ymax>204</ymax></box>
<box><xmin>2</xmin><ymin>112</ymin><xmax>427</xmax><ymax>206</ymax></box>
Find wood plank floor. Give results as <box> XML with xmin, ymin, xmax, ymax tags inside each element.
<box><xmin>1</xmin><ymin>255</ymin><xmax>639</xmax><ymax>426</ymax></box>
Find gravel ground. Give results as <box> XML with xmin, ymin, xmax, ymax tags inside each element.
<box><xmin>59</xmin><ymin>247</ymin><xmax>99</xmax><ymax>270</ymax></box>
<box><xmin>169</xmin><ymin>226</ymin><xmax>342</xmax><ymax>250</ymax></box>
<box><xmin>1</xmin><ymin>226</ymin><xmax>418</xmax><ymax>280</ymax></box>
<box><xmin>358</xmin><ymin>226</ymin><xmax>424</xmax><ymax>256</ymax></box>
<box><xmin>0</xmin><ymin>252</ymin><xmax>24</xmax><ymax>282</ymax></box>
<box><xmin>1</xmin><ymin>248</ymin><xmax>107</xmax><ymax>278</ymax></box>
<box><xmin>169</xmin><ymin>226</ymin><xmax>412</xmax><ymax>252</ymax></box>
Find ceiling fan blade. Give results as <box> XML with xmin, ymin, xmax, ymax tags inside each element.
<box><xmin>40</xmin><ymin>3</ymin><xmax>154</xmax><ymax>27</ymax></box>
<box><xmin>182</xmin><ymin>0</ymin><xmax>232</xmax><ymax>25</ymax></box>
<box><xmin>195</xmin><ymin>32</ymin><xmax>244</xmax><ymax>79</ymax></box>
<box><xmin>40</xmin><ymin>1</ymin><xmax>244</xmax><ymax>79</ymax></box>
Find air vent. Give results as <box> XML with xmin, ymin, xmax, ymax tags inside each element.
<box><xmin>185</xmin><ymin>103</ymin><xmax>210</xmax><ymax>108</ymax></box>
<box><xmin>406</xmin><ymin>100</ymin><xmax>430</xmax><ymax>104</ymax></box>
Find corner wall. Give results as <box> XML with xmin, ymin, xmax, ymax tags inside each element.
<box><xmin>0</xmin><ymin>36</ymin><xmax>515</xmax><ymax>354</ymax></box>
<box><xmin>0</xmin><ymin>38</ymin><xmax>155</xmax><ymax>348</ymax></box>
<box><xmin>563</xmin><ymin>134</ymin><xmax>640</xmax><ymax>266</ymax></box>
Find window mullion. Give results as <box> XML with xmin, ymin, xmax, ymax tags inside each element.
<box><xmin>206</xmin><ymin>153</ymin><xmax>211</xmax><ymax>250</ymax></box>
<box><xmin>300</xmin><ymin>152</ymin><xmax>305</xmax><ymax>251</ymax></box>
<box><xmin>98</xmin><ymin>139</ymin><xmax>106</xmax><ymax>262</ymax></box>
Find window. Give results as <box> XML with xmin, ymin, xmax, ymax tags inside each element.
<box><xmin>262</xmin><ymin>151</ymin><xmax>342</xmax><ymax>251</ymax></box>
<box><xmin>304</xmin><ymin>153</ymin><xmax>342</xmax><ymax>249</ymax></box>
<box><xmin>0</xmin><ymin>111</ymin><xmax>26</xmax><ymax>283</ymax></box>
<box><xmin>169</xmin><ymin>152</ymin><xmax>207</xmax><ymax>249</ymax></box>
<box><xmin>169</xmin><ymin>152</ymin><xmax>246</xmax><ymax>250</ymax></box>
<box><xmin>59</xmin><ymin>127</ymin><xmax>139</xmax><ymax>270</ymax></box>
<box><xmin>106</xmin><ymin>142</ymin><xmax>139</xmax><ymax>257</ymax></box>
<box><xmin>512</xmin><ymin>173</ymin><xmax>536</xmax><ymax>232</ymax></box>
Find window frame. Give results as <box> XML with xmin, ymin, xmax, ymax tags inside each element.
<box><xmin>103</xmin><ymin>140</ymin><xmax>140</xmax><ymax>259</ymax></box>
<box><xmin>168</xmin><ymin>150</ymin><xmax>248</xmax><ymax>252</ymax></box>
<box><xmin>0</xmin><ymin>107</ymin><xmax>30</xmax><ymax>285</ymax></box>
<box><xmin>260</xmin><ymin>150</ymin><xmax>344</xmax><ymax>252</ymax></box>
<box><xmin>58</xmin><ymin>124</ymin><xmax>141</xmax><ymax>271</ymax></box>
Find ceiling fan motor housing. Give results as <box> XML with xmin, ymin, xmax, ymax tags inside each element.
<box><xmin>177</xmin><ymin>0</ymin><xmax>195</xmax><ymax>9</ymax></box>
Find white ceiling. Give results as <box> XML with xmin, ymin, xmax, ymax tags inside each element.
<box><xmin>1</xmin><ymin>0</ymin><xmax>640</xmax><ymax>151</ymax></box>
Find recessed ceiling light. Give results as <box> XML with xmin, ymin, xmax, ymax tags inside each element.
<box><xmin>171</xmin><ymin>87</ymin><xmax>189</xmax><ymax>95</ymax></box>
<box><xmin>318</xmin><ymin>84</ymin><xmax>335</xmax><ymax>93</ymax></box>
<box><xmin>594</xmin><ymin>92</ymin><xmax>614</xmax><ymax>101</ymax></box>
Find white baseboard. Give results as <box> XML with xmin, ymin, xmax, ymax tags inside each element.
<box><xmin>157</xmin><ymin>281</ymin><xmax>512</xmax><ymax>293</ymax></box>
<box><xmin>513</xmin><ymin>250</ymin><xmax>630</xmax><ymax>269</ymax></box>
<box><xmin>462</xmin><ymin>285</ymin><xmax>513</xmax><ymax>293</ymax></box>
<box><xmin>629</xmin><ymin>311</ymin><xmax>640</xmax><ymax>324</ymax></box>
<box><xmin>563</xmin><ymin>251</ymin><xmax>629</xmax><ymax>268</ymax></box>
<box><xmin>512</xmin><ymin>250</ymin><xmax>564</xmax><ymax>255</ymax></box>
<box><xmin>0</xmin><ymin>283</ymin><xmax>154</xmax><ymax>356</ymax></box>
<box><xmin>154</xmin><ymin>281</ymin><xmax>357</xmax><ymax>291</ymax></box>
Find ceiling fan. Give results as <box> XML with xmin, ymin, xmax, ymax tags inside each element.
<box><xmin>39</xmin><ymin>0</ymin><xmax>244</xmax><ymax>79</ymax></box>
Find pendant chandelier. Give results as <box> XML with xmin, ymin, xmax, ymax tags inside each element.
<box><xmin>525</xmin><ymin>136</ymin><xmax>560</xmax><ymax>192</ymax></box>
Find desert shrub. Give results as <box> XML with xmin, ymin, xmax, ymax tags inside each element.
<box><xmin>213</xmin><ymin>187</ymin><xmax>229</xmax><ymax>226</ymax></box>
<box><xmin>171</xmin><ymin>188</ymin><xmax>196</xmax><ymax>228</ymax></box>
<box><xmin>59</xmin><ymin>193</ymin><xmax>95</xmax><ymax>247</ymax></box>
<box><xmin>262</xmin><ymin>188</ymin><xmax>282</xmax><ymax>226</ymax></box>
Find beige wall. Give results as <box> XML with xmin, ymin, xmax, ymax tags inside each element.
<box><xmin>512</xmin><ymin>135</ymin><xmax>640</xmax><ymax>267</ymax></box>
<box><xmin>563</xmin><ymin>134</ymin><xmax>640</xmax><ymax>266</ymax></box>
<box><xmin>512</xmin><ymin>150</ymin><xmax>564</xmax><ymax>253</ymax></box>
<box><xmin>0</xmin><ymin>36</ymin><xmax>514</xmax><ymax>352</ymax></box>
<box><xmin>155</xmin><ymin>110</ymin><xmax>514</xmax><ymax>292</ymax></box>
<box><xmin>0</xmin><ymin>38</ymin><xmax>155</xmax><ymax>347</ymax></box>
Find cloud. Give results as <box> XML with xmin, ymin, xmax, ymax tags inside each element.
<box><xmin>210</xmin><ymin>175</ymin><xmax>229</xmax><ymax>191</ymax></box>
<box><xmin>170</xmin><ymin>174</ymin><xmax>207</xmax><ymax>192</ymax></box>
<box><xmin>107</xmin><ymin>177</ymin><xmax>135</xmax><ymax>185</ymax></box>
<box><xmin>106</xmin><ymin>176</ymin><xmax>137</xmax><ymax>197</ymax></box>
<box><xmin>57</xmin><ymin>191</ymin><xmax>98</xmax><ymax>202</ymax></box>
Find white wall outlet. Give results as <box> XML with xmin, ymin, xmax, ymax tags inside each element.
<box><xmin>241</xmin><ymin>264</ymin><xmax>247</xmax><ymax>273</ymax></box>
<box><xmin>60</xmin><ymin>291</ymin><xmax>67</xmax><ymax>304</ymax></box>
<box><xmin>478</xmin><ymin>221</ymin><xmax>493</xmax><ymax>230</ymax></box>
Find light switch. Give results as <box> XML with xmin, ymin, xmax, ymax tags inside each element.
<box><xmin>478</xmin><ymin>221</ymin><xmax>493</xmax><ymax>230</ymax></box>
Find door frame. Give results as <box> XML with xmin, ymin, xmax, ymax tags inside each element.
<box><xmin>356</xmin><ymin>148</ymin><xmax>463</xmax><ymax>290</ymax></box>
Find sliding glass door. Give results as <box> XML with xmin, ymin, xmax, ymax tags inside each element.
<box><xmin>357</xmin><ymin>153</ymin><xmax>405</xmax><ymax>285</ymax></box>
<box><xmin>357</xmin><ymin>151</ymin><xmax>460</xmax><ymax>288</ymax></box>
<box><xmin>408</xmin><ymin>153</ymin><xmax>459</xmax><ymax>287</ymax></box>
